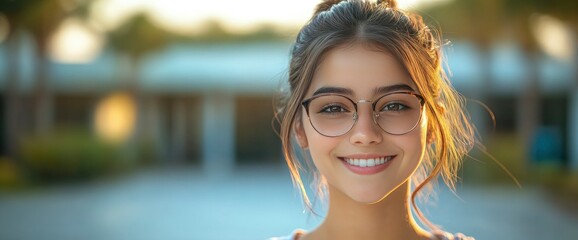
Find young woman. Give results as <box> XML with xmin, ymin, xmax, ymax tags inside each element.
<box><xmin>273</xmin><ymin>0</ymin><xmax>476</xmax><ymax>239</ymax></box>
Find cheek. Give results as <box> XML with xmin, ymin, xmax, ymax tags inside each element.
<box><xmin>399</xmin><ymin>114</ymin><xmax>428</xmax><ymax>165</ymax></box>
<box><xmin>303</xmin><ymin>119</ymin><xmax>327</xmax><ymax>149</ymax></box>
<box><xmin>301</xmin><ymin>114</ymin><xmax>340</xmax><ymax>167</ymax></box>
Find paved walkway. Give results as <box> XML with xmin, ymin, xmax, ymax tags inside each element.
<box><xmin>0</xmin><ymin>165</ymin><xmax>576</xmax><ymax>240</ymax></box>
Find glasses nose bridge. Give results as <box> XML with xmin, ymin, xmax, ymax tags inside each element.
<box><xmin>352</xmin><ymin>99</ymin><xmax>379</xmax><ymax>124</ymax></box>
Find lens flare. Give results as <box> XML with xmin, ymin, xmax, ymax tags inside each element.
<box><xmin>94</xmin><ymin>93</ymin><xmax>136</xmax><ymax>143</ymax></box>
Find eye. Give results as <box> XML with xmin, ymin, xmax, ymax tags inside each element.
<box><xmin>319</xmin><ymin>104</ymin><xmax>350</xmax><ymax>114</ymax></box>
<box><xmin>381</xmin><ymin>102</ymin><xmax>409</xmax><ymax>112</ymax></box>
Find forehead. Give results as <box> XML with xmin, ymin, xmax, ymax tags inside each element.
<box><xmin>309</xmin><ymin>43</ymin><xmax>416</xmax><ymax>97</ymax></box>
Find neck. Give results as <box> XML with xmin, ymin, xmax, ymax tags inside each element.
<box><xmin>308</xmin><ymin>181</ymin><xmax>429</xmax><ymax>240</ymax></box>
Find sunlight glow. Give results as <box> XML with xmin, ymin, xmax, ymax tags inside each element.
<box><xmin>531</xmin><ymin>14</ymin><xmax>575</xmax><ymax>61</ymax></box>
<box><xmin>93</xmin><ymin>0</ymin><xmax>440</xmax><ymax>35</ymax></box>
<box><xmin>49</xmin><ymin>18</ymin><xmax>104</xmax><ymax>63</ymax></box>
<box><xmin>397</xmin><ymin>0</ymin><xmax>450</xmax><ymax>9</ymax></box>
<box><xmin>94</xmin><ymin>93</ymin><xmax>136</xmax><ymax>144</ymax></box>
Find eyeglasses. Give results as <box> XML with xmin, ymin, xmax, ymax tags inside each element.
<box><xmin>301</xmin><ymin>91</ymin><xmax>425</xmax><ymax>137</ymax></box>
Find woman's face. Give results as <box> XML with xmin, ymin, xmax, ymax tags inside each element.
<box><xmin>296</xmin><ymin>43</ymin><xmax>428</xmax><ymax>204</ymax></box>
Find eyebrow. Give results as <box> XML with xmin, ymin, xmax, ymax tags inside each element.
<box><xmin>373</xmin><ymin>84</ymin><xmax>415</xmax><ymax>95</ymax></box>
<box><xmin>312</xmin><ymin>86</ymin><xmax>353</xmax><ymax>96</ymax></box>
<box><xmin>312</xmin><ymin>84</ymin><xmax>415</xmax><ymax>97</ymax></box>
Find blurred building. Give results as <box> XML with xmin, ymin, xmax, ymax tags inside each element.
<box><xmin>0</xmin><ymin>36</ymin><xmax>576</xmax><ymax>174</ymax></box>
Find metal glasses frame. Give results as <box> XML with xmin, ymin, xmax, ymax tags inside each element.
<box><xmin>301</xmin><ymin>91</ymin><xmax>425</xmax><ymax>137</ymax></box>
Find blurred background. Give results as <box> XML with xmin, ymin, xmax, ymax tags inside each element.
<box><xmin>0</xmin><ymin>0</ymin><xmax>577</xmax><ymax>239</ymax></box>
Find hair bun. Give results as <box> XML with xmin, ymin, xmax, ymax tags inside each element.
<box><xmin>314</xmin><ymin>0</ymin><xmax>344</xmax><ymax>15</ymax></box>
<box><xmin>315</xmin><ymin>0</ymin><xmax>398</xmax><ymax>16</ymax></box>
<box><xmin>378</xmin><ymin>0</ymin><xmax>397</xmax><ymax>8</ymax></box>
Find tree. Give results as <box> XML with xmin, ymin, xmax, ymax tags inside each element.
<box><xmin>502</xmin><ymin>0</ymin><xmax>578</xmax><ymax>168</ymax></box>
<box><xmin>106</xmin><ymin>12</ymin><xmax>170</xmax><ymax>161</ymax></box>
<box><xmin>421</xmin><ymin>0</ymin><xmax>504</xmax><ymax>141</ymax></box>
<box><xmin>0</xmin><ymin>0</ymin><xmax>43</xmax><ymax>160</ymax></box>
<box><xmin>107</xmin><ymin>12</ymin><xmax>170</xmax><ymax>92</ymax></box>
<box><xmin>423</xmin><ymin>0</ymin><xmax>578</xmax><ymax>168</ymax></box>
<box><xmin>20</xmin><ymin>0</ymin><xmax>95</xmax><ymax>134</ymax></box>
<box><xmin>18</xmin><ymin>0</ymin><xmax>70</xmax><ymax>135</ymax></box>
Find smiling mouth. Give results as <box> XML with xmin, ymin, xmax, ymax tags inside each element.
<box><xmin>341</xmin><ymin>156</ymin><xmax>395</xmax><ymax>168</ymax></box>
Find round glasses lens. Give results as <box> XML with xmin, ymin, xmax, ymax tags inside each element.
<box><xmin>374</xmin><ymin>93</ymin><xmax>422</xmax><ymax>135</ymax></box>
<box><xmin>307</xmin><ymin>95</ymin><xmax>355</xmax><ymax>137</ymax></box>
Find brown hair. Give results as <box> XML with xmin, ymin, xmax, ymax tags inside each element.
<box><xmin>275</xmin><ymin>0</ymin><xmax>476</xmax><ymax>230</ymax></box>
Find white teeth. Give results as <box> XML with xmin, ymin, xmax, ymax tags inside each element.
<box><xmin>367</xmin><ymin>159</ymin><xmax>375</xmax><ymax>167</ymax></box>
<box><xmin>345</xmin><ymin>156</ymin><xmax>393</xmax><ymax>167</ymax></box>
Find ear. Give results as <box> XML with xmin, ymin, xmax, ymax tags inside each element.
<box><xmin>294</xmin><ymin>115</ymin><xmax>309</xmax><ymax>149</ymax></box>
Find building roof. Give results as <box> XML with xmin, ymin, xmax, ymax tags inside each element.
<box><xmin>0</xmin><ymin>39</ymin><xmax>574</xmax><ymax>95</ymax></box>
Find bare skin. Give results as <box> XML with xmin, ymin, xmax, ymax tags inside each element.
<box><xmin>295</xmin><ymin>43</ymin><xmax>433</xmax><ymax>240</ymax></box>
<box><xmin>300</xmin><ymin>181</ymin><xmax>431</xmax><ymax>240</ymax></box>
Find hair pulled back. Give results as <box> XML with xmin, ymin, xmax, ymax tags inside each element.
<box><xmin>276</xmin><ymin>0</ymin><xmax>476</xmax><ymax>230</ymax></box>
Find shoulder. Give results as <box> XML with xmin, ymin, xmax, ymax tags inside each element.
<box><xmin>267</xmin><ymin>229</ymin><xmax>306</xmax><ymax>240</ymax></box>
<box><xmin>430</xmin><ymin>230</ymin><xmax>475</xmax><ymax>240</ymax></box>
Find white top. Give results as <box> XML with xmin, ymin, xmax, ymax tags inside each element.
<box><xmin>268</xmin><ymin>229</ymin><xmax>475</xmax><ymax>240</ymax></box>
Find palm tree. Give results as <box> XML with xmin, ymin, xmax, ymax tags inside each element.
<box><xmin>16</xmin><ymin>0</ymin><xmax>95</xmax><ymax>135</ymax></box>
<box><xmin>500</xmin><ymin>2</ymin><xmax>541</xmax><ymax>166</ymax></box>
<box><xmin>421</xmin><ymin>0</ymin><xmax>503</xmax><ymax>141</ymax></box>
<box><xmin>18</xmin><ymin>0</ymin><xmax>70</xmax><ymax>135</ymax></box>
<box><xmin>108</xmin><ymin>12</ymin><xmax>170</xmax><ymax>93</ymax></box>
<box><xmin>106</xmin><ymin>12</ymin><xmax>170</xmax><ymax>160</ymax></box>
<box><xmin>424</xmin><ymin>0</ymin><xmax>578</xmax><ymax>168</ymax></box>
<box><xmin>0</xmin><ymin>0</ymin><xmax>42</xmax><ymax>161</ymax></box>
<box><xmin>502</xmin><ymin>0</ymin><xmax>578</xmax><ymax>168</ymax></box>
<box><xmin>1</xmin><ymin>0</ymin><xmax>98</xmax><ymax>163</ymax></box>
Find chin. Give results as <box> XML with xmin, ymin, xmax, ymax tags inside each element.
<box><xmin>346</xmin><ymin>187</ymin><xmax>395</xmax><ymax>204</ymax></box>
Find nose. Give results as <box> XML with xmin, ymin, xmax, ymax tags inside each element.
<box><xmin>349</xmin><ymin>104</ymin><xmax>383</xmax><ymax>145</ymax></box>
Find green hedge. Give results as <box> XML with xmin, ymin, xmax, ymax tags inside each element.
<box><xmin>20</xmin><ymin>131</ymin><xmax>124</xmax><ymax>181</ymax></box>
